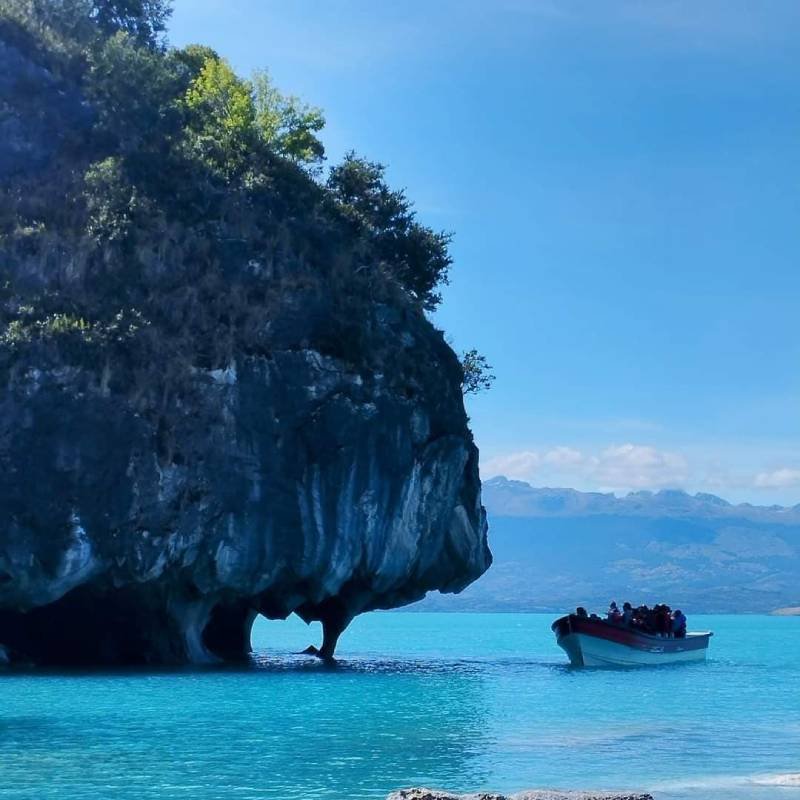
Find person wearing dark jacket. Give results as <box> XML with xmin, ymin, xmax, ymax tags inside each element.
<box><xmin>672</xmin><ymin>609</ymin><xmax>687</xmax><ymax>638</ymax></box>
<box><xmin>622</xmin><ymin>602</ymin><xmax>634</xmax><ymax>625</ymax></box>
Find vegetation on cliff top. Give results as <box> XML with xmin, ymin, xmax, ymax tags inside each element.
<box><xmin>1</xmin><ymin>0</ymin><xmax>493</xmax><ymax>395</ymax></box>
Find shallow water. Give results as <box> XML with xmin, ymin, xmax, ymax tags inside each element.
<box><xmin>1</xmin><ymin>612</ymin><xmax>799</xmax><ymax>799</ymax></box>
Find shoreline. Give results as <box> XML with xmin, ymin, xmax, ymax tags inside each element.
<box><xmin>388</xmin><ymin>790</ymin><xmax>653</xmax><ymax>800</ymax></box>
<box><xmin>772</xmin><ymin>607</ymin><xmax>800</xmax><ymax>616</ymax></box>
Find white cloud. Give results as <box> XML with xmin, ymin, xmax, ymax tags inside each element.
<box><xmin>483</xmin><ymin>444</ymin><xmax>800</xmax><ymax>503</ymax></box>
<box><xmin>542</xmin><ymin>446</ymin><xmax>584</xmax><ymax>467</ymax></box>
<box><xmin>483</xmin><ymin>442</ymin><xmax>687</xmax><ymax>492</ymax></box>
<box><xmin>754</xmin><ymin>468</ymin><xmax>800</xmax><ymax>489</ymax></box>
<box><xmin>483</xmin><ymin>451</ymin><xmax>542</xmax><ymax>478</ymax></box>
<box><xmin>482</xmin><ymin>446</ymin><xmax>584</xmax><ymax>479</ymax></box>
<box><xmin>591</xmin><ymin>444</ymin><xmax>687</xmax><ymax>491</ymax></box>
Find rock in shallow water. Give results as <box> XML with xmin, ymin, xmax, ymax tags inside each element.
<box><xmin>0</xmin><ymin>322</ymin><xmax>490</xmax><ymax>665</ymax></box>
<box><xmin>388</xmin><ymin>790</ymin><xmax>654</xmax><ymax>800</ymax></box>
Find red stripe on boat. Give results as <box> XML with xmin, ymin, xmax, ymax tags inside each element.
<box><xmin>552</xmin><ymin>615</ymin><xmax>709</xmax><ymax>652</ymax></box>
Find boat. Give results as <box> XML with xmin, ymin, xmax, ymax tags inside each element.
<box><xmin>551</xmin><ymin>613</ymin><xmax>713</xmax><ymax>667</ymax></box>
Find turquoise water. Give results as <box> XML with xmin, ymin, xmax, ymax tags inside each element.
<box><xmin>1</xmin><ymin>612</ymin><xmax>799</xmax><ymax>799</ymax></box>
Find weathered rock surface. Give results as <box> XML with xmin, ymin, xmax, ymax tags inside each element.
<box><xmin>388</xmin><ymin>789</ymin><xmax>654</xmax><ymax>800</ymax></box>
<box><xmin>0</xmin><ymin>319</ymin><xmax>490</xmax><ymax>665</ymax></box>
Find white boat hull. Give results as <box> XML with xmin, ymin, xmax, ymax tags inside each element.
<box><xmin>558</xmin><ymin>631</ymin><xmax>709</xmax><ymax>667</ymax></box>
<box><xmin>551</xmin><ymin>614</ymin><xmax>712</xmax><ymax>667</ymax></box>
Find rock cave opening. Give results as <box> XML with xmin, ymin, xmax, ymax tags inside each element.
<box><xmin>0</xmin><ymin>586</ymin><xmax>181</xmax><ymax>666</ymax></box>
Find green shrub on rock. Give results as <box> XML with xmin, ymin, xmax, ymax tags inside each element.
<box><xmin>0</xmin><ymin>0</ymin><xmax>491</xmax><ymax>397</ymax></box>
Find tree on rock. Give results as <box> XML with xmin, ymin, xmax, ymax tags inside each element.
<box><xmin>460</xmin><ymin>349</ymin><xmax>495</xmax><ymax>395</ymax></box>
<box><xmin>252</xmin><ymin>70</ymin><xmax>325</xmax><ymax>166</ymax></box>
<box><xmin>327</xmin><ymin>153</ymin><xmax>452</xmax><ymax>311</ymax></box>
<box><xmin>90</xmin><ymin>0</ymin><xmax>171</xmax><ymax>47</ymax></box>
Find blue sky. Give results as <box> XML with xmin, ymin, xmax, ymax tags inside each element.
<box><xmin>169</xmin><ymin>1</ymin><xmax>800</xmax><ymax>504</ymax></box>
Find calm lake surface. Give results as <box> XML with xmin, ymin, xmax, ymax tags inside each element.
<box><xmin>1</xmin><ymin>612</ymin><xmax>799</xmax><ymax>799</ymax></box>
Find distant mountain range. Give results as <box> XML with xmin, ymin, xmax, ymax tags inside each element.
<box><xmin>420</xmin><ymin>477</ymin><xmax>800</xmax><ymax>614</ymax></box>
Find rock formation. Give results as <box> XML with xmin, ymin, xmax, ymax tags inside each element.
<box><xmin>0</xmin><ymin>312</ymin><xmax>490</xmax><ymax>665</ymax></box>
<box><xmin>0</xmin><ymin>6</ymin><xmax>491</xmax><ymax>665</ymax></box>
<box><xmin>387</xmin><ymin>789</ymin><xmax>654</xmax><ymax>800</ymax></box>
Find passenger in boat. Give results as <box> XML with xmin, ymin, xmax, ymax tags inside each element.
<box><xmin>632</xmin><ymin>604</ymin><xmax>651</xmax><ymax>632</ymax></box>
<box><xmin>654</xmin><ymin>604</ymin><xmax>671</xmax><ymax>636</ymax></box>
<box><xmin>664</xmin><ymin>605</ymin><xmax>674</xmax><ymax>636</ymax></box>
<box><xmin>622</xmin><ymin>602</ymin><xmax>634</xmax><ymax>625</ymax></box>
<box><xmin>672</xmin><ymin>609</ymin><xmax>687</xmax><ymax>638</ymax></box>
<box><xmin>576</xmin><ymin>606</ymin><xmax>589</xmax><ymax>618</ymax></box>
<box><xmin>607</xmin><ymin>601</ymin><xmax>622</xmax><ymax>623</ymax></box>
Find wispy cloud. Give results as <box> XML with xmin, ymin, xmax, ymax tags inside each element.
<box><xmin>754</xmin><ymin>468</ymin><xmax>800</xmax><ymax>489</ymax></box>
<box><xmin>593</xmin><ymin>444</ymin><xmax>687</xmax><ymax>490</ymax></box>
<box><xmin>482</xmin><ymin>442</ymin><xmax>687</xmax><ymax>492</ymax></box>
<box><xmin>483</xmin><ymin>442</ymin><xmax>800</xmax><ymax>502</ymax></box>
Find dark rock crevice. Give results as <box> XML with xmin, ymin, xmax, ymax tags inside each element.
<box><xmin>0</xmin><ymin>585</ymin><xmax>185</xmax><ymax>665</ymax></box>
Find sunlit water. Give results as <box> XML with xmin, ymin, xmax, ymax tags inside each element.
<box><xmin>1</xmin><ymin>613</ymin><xmax>799</xmax><ymax>799</ymax></box>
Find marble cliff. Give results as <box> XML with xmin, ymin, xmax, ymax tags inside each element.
<box><xmin>0</xmin><ymin>318</ymin><xmax>489</xmax><ymax>664</ymax></box>
<box><xmin>0</xmin><ymin>7</ymin><xmax>490</xmax><ymax>665</ymax></box>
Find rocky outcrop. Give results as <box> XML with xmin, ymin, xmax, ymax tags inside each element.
<box><xmin>0</xmin><ymin>310</ymin><xmax>490</xmax><ymax>665</ymax></box>
<box><xmin>388</xmin><ymin>789</ymin><xmax>654</xmax><ymax>800</ymax></box>
<box><xmin>0</xmin><ymin>9</ymin><xmax>491</xmax><ymax>666</ymax></box>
